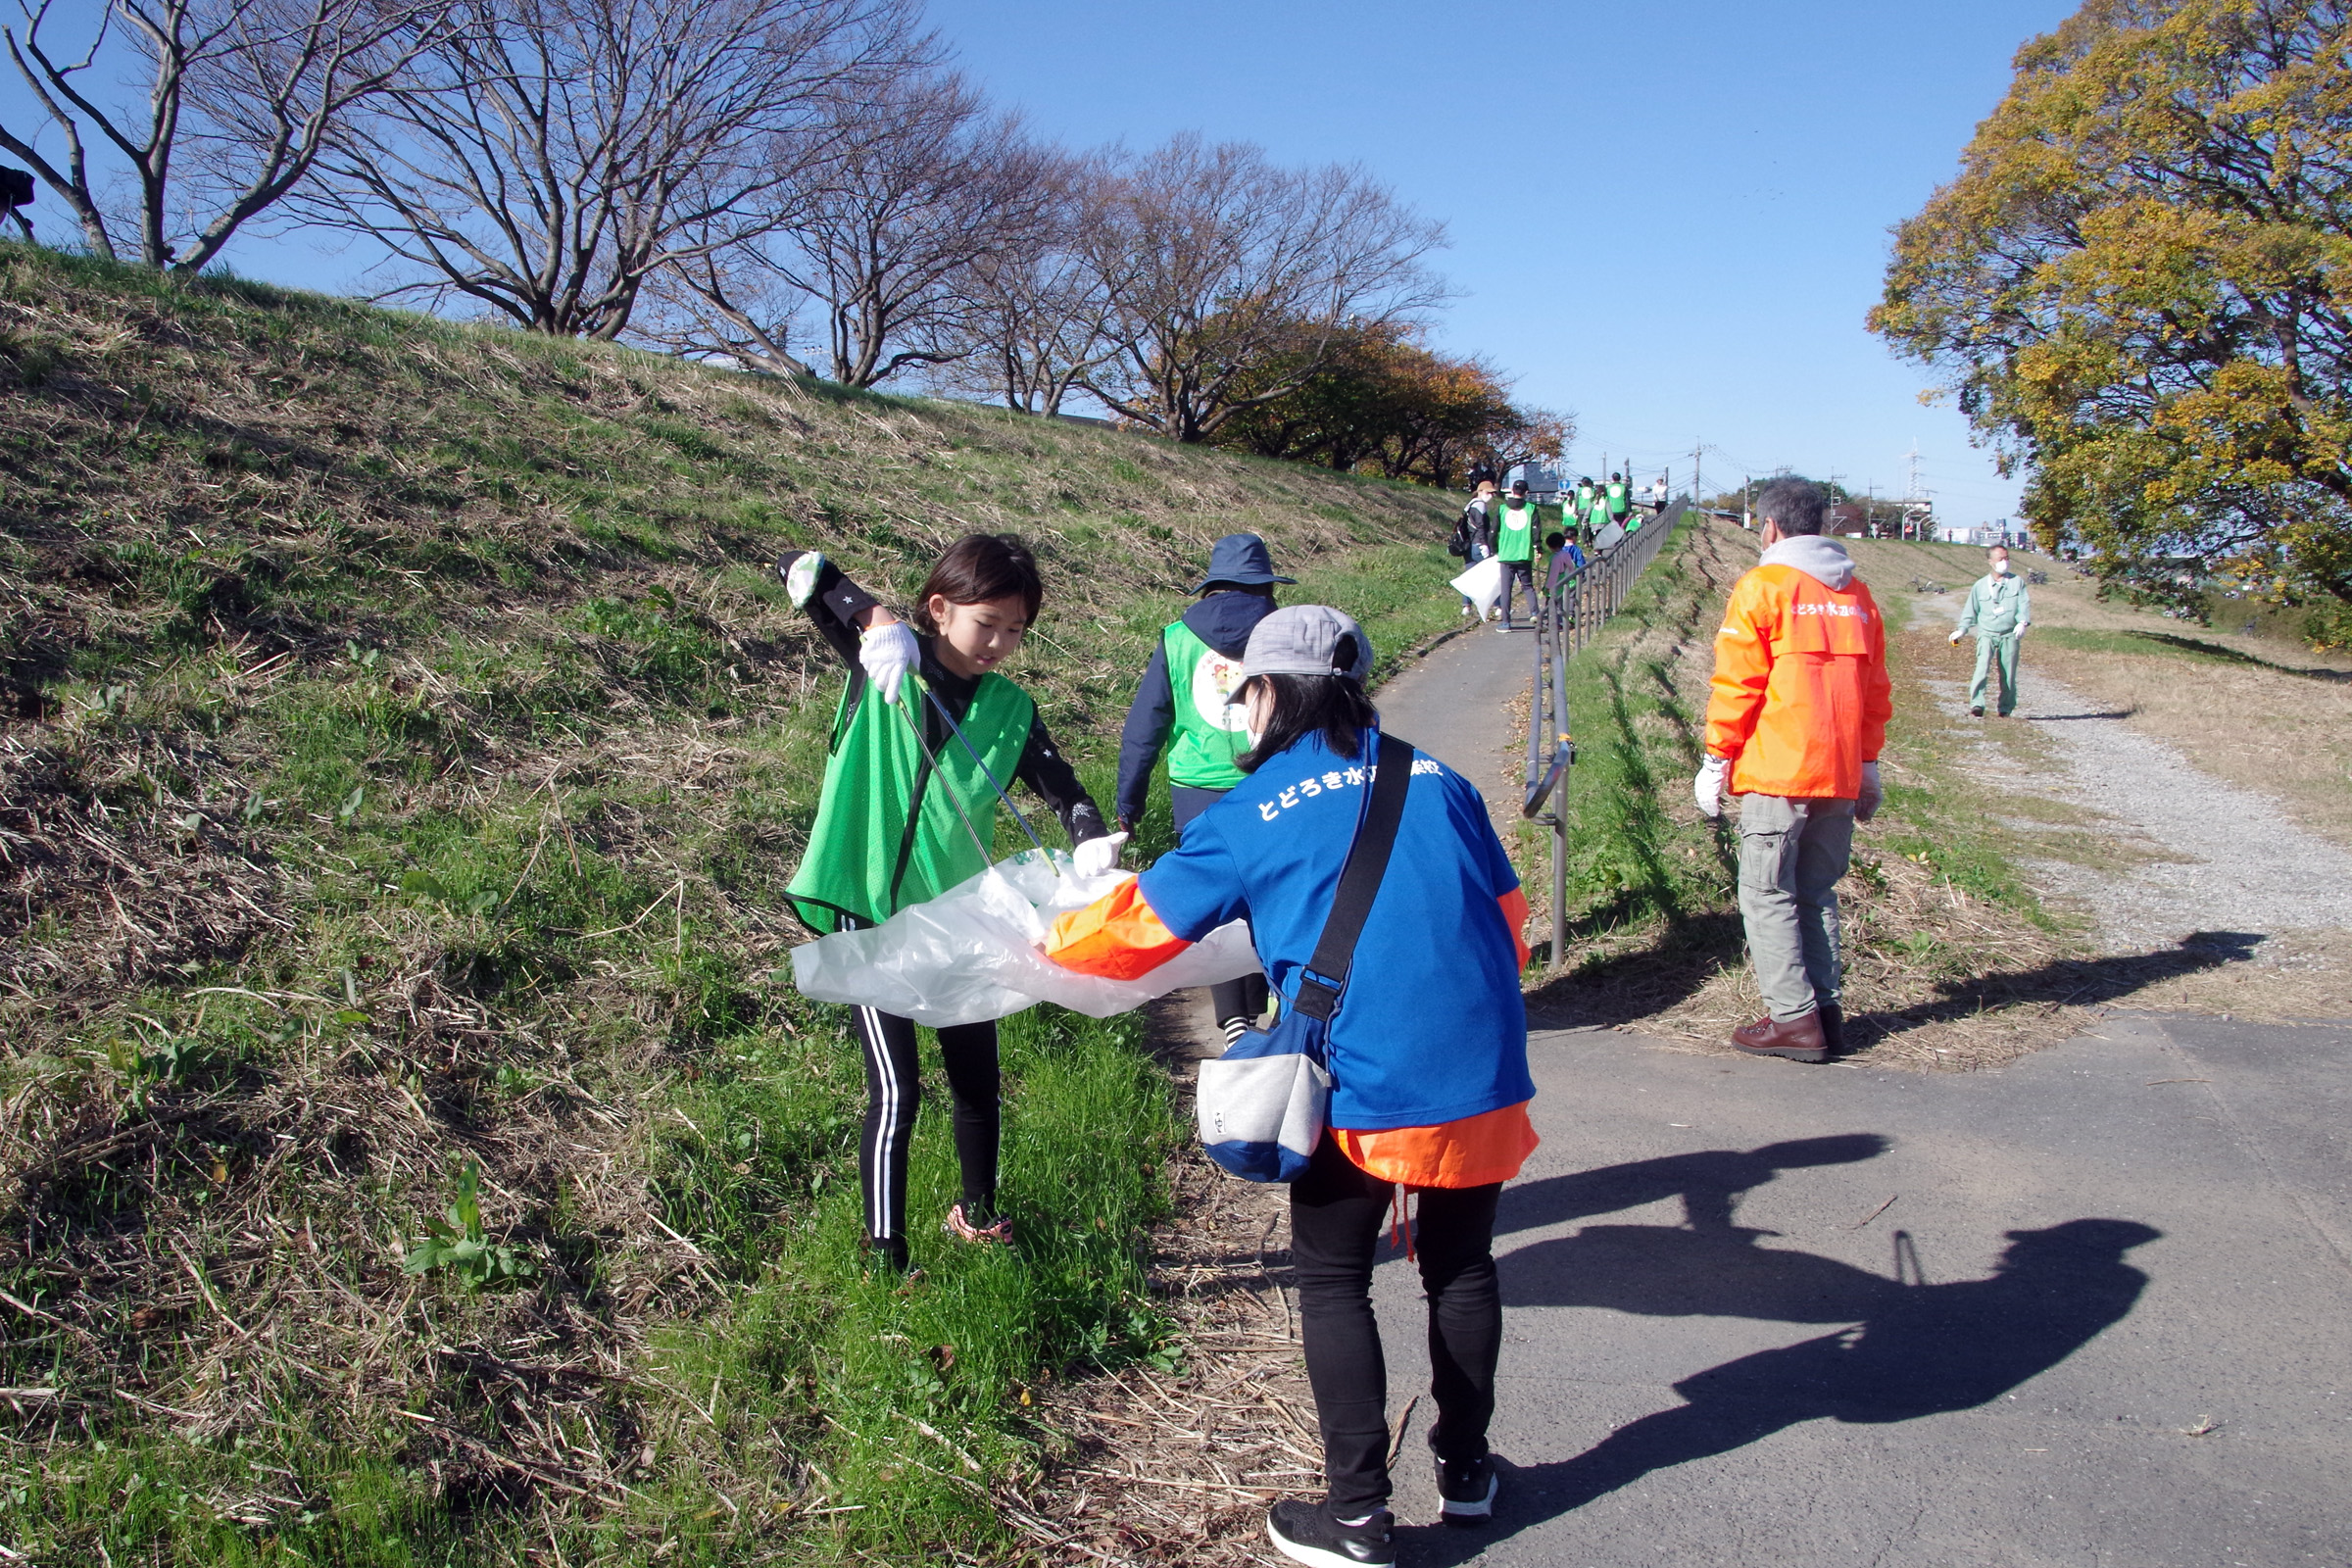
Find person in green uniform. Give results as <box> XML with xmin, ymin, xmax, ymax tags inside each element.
<box><xmin>1606</xmin><ymin>471</ymin><xmax>1633</xmax><ymax>530</ymax></box>
<box><xmin>1114</xmin><ymin>534</ymin><xmax>1290</xmax><ymax>1043</ymax></box>
<box><xmin>1949</xmin><ymin>543</ymin><xmax>2032</xmax><ymax>716</ymax></box>
<box><xmin>780</xmin><ymin>534</ymin><xmax>1115</xmax><ymax>1276</ymax></box>
<box><xmin>1494</xmin><ymin>478</ymin><xmax>1539</xmax><ymax>631</ymax></box>
<box><xmin>1575</xmin><ymin>475</ymin><xmax>1598</xmax><ymax>531</ymax></box>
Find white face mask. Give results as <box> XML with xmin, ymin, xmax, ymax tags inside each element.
<box><xmin>1991</xmin><ymin>559</ymin><xmax>2012</xmax><ymax>575</ymax></box>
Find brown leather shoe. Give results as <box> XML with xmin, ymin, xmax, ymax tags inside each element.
<box><xmin>1732</xmin><ymin>1010</ymin><xmax>1828</xmax><ymax>1063</ymax></box>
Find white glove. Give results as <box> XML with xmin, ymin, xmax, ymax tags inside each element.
<box><xmin>858</xmin><ymin>620</ymin><xmax>920</xmax><ymax>705</ymax></box>
<box><xmin>1856</xmin><ymin>760</ymin><xmax>1883</xmax><ymax>823</ymax></box>
<box><xmin>1693</xmin><ymin>756</ymin><xmax>1730</xmax><ymax>819</ymax></box>
<box><xmin>1070</xmin><ymin>831</ymin><xmax>1128</xmax><ymax>878</ymax></box>
<box><xmin>1948</xmin><ymin>628</ymin><xmax>1965</xmax><ymax>644</ymax></box>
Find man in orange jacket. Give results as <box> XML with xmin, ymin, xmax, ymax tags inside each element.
<box><xmin>1694</xmin><ymin>479</ymin><xmax>1890</xmax><ymax>1062</ymax></box>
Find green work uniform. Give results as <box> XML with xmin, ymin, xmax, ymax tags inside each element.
<box><xmin>1605</xmin><ymin>478</ymin><xmax>1630</xmax><ymax>520</ymax></box>
<box><xmin>1159</xmin><ymin>621</ymin><xmax>1253</xmax><ymax>792</ymax></box>
<box><xmin>1956</xmin><ymin>569</ymin><xmax>2032</xmax><ymax>715</ymax></box>
<box><xmin>787</xmin><ymin>672</ymin><xmax>1035</xmax><ymax>932</ymax></box>
<box><xmin>1495</xmin><ymin>499</ymin><xmax>1537</xmax><ymax>564</ymax></box>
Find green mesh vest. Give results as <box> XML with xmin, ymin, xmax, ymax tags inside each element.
<box><xmin>1161</xmin><ymin>621</ymin><xmax>1252</xmax><ymax>792</ymax></box>
<box><xmin>786</xmin><ymin>672</ymin><xmax>1034</xmax><ymax>933</ymax></box>
<box><xmin>1495</xmin><ymin>500</ymin><xmax>1536</xmax><ymax>563</ymax></box>
<box><xmin>1606</xmin><ymin>479</ymin><xmax>1629</xmax><ymax>517</ymax></box>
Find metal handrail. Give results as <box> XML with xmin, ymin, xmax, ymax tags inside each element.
<box><xmin>1517</xmin><ymin>498</ymin><xmax>1690</xmax><ymax>968</ymax></box>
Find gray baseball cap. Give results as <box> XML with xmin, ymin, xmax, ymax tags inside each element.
<box><xmin>1227</xmin><ymin>605</ymin><xmax>1373</xmax><ymax>700</ymax></box>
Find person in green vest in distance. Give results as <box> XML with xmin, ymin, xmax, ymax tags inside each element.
<box><xmin>1607</xmin><ymin>470</ymin><xmax>1634</xmax><ymax>533</ymax></box>
<box><xmin>1494</xmin><ymin>478</ymin><xmax>1539</xmax><ymax>631</ymax></box>
<box><xmin>1115</xmin><ymin>533</ymin><xmax>1290</xmax><ymax>1044</ymax></box>
<box><xmin>780</xmin><ymin>534</ymin><xmax>1117</xmax><ymax>1277</ymax></box>
<box><xmin>1575</xmin><ymin>475</ymin><xmax>1599</xmax><ymax>530</ymax></box>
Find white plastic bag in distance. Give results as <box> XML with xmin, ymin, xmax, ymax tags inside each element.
<box><xmin>1449</xmin><ymin>555</ymin><xmax>1507</xmax><ymax>616</ymax></box>
<box><xmin>789</xmin><ymin>850</ymin><xmax>1261</xmax><ymax>1027</ymax></box>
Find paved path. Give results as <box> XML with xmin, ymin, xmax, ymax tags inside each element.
<box><xmin>1350</xmin><ymin>626</ymin><xmax>2352</xmax><ymax>1567</ymax></box>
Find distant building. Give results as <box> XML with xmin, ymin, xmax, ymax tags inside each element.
<box><xmin>1507</xmin><ymin>462</ymin><xmax>1564</xmax><ymax>503</ymax></box>
<box><xmin>1826</xmin><ymin>502</ymin><xmax>1868</xmax><ymax>538</ymax></box>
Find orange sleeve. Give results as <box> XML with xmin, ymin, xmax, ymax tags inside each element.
<box><xmin>1705</xmin><ymin>570</ymin><xmax>1772</xmax><ymax>760</ymax></box>
<box><xmin>1044</xmin><ymin>877</ymin><xmax>1193</xmax><ymax>980</ymax></box>
<box><xmin>1497</xmin><ymin>887</ymin><xmax>1530</xmax><ymax>969</ymax></box>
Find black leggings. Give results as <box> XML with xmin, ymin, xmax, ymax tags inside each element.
<box><xmin>841</xmin><ymin>977</ymin><xmax>1001</xmax><ymax>1248</ymax></box>
<box><xmin>1171</xmin><ymin>785</ymin><xmax>1271</xmax><ymax>1032</ymax></box>
<box><xmin>1291</xmin><ymin>1135</ymin><xmax>1502</xmax><ymax>1518</ymax></box>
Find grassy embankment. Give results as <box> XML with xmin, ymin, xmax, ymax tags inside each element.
<box><xmin>1510</xmin><ymin>514</ymin><xmax>2312</xmax><ymax>1065</ymax></box>
<box><xmin>0</xmin><ymin>244</ymin><xmax>1466</xmax><ymax>1565</ymax></box>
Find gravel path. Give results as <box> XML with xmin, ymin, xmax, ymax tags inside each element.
<box><xmin>1924</xmin><ymin>671</ymin><xmax>2352</xmax><ymax>953</ymax></box>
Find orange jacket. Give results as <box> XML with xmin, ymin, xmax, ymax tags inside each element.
<box><xmin>1703</xmin><ymin>545</ymin><xmax>1890</xmax><ymax>801</ymax></box>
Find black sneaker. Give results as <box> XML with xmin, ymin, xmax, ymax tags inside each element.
<box><xmin>1435</xmin><ymin>1452</ymin><xmax>1497</xmax><ymax>1525</ymax></box>
<box><xmin>1266</xmin><ymin>1499</ymin><xmax>1396</xmax><ymax>1567</ymax></box>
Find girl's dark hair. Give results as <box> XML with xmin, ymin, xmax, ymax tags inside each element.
<box><xmin>912</xmin><ymin>533</ymin><xmax>1044</xmax><ymax>634</ymax></box>
<box><xmin>1237</xmin><ymin>671</ymin><xmax>1380</xmax><ymax>772</ymax></box>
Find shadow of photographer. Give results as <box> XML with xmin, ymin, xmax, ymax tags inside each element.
<box><xmin>1400</xmin><ymin>1216</ymin><xmax>2161</xmax><ymax>1564</ymax></box>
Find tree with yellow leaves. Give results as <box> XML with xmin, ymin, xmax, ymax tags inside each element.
<box><xmin>1873</xmin><ymin>0</ymin><xmax>2352</xmax><ymax>644</ymax></box>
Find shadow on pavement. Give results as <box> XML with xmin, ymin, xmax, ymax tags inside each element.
<box><xmin>1494</xmin><ymin>1134</ymin><xmax>1888</xmax><ymax>1240</ymax></box>
<box><xmin>1858</xmin><ymin>931</ymin><xmax>2261</xmax><ymax>1047</ymax></box>
<box><xmin>1401</xmin><ymin>1217</ymin><xmax>2161</xmax><ymax>1565</ymax></box>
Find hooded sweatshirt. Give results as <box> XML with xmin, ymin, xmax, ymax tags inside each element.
<box><xmin>1703</xmin><ymin>534</ymin><xmax>1890</xmax><ymax>801</ymax></box>
<box><xmin>1115</xmin><ymin>589</ymin><xmax>1278</xmax><ymax>823</ymax></box>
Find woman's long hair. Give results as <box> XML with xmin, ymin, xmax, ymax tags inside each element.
<box><xmin>1237</xmin><ymin>671</ymin><xmax>1380</xmax><ymax>771</ymax></box>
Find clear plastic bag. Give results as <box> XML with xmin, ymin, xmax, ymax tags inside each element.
<box><xmin>1449</xmin><ymin>555</ymin><xmax>1508</xmax><ymax>616</ymax></box>
<box><xmin>789</xmin><ymin>849</ymin><xmax>1262</xmax><ymax>1027</ymax></box>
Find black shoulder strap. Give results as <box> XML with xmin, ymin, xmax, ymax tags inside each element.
<box><xmin>1291</xmin><ymin>730</ymin><xmax>1414</xmax><ymax>1023</ymax></box>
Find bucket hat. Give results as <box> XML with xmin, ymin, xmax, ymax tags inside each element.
<box><xmin>1192</xmin><ymin>532</ymin><xmax>1297</xmax><ymax>592</ymax></box>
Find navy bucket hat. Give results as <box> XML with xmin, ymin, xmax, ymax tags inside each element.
<box><xmin>1192</xmin><ymin>532</ymin><xmax>1297</xmax><ymax>592</ymax></box>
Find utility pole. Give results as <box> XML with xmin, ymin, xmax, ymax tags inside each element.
<box><xmin>1903</xmin><ymin>442</ymin><xmax>1925</xmax><ymax>540</ymax></box>
<box><xmin>1692</xmin><ymin>442</ymin><xmax>1704</xmax><ymax>506</ymax></box>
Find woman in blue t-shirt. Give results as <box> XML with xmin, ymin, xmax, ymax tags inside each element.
<box><xmin>1046</xmin><ymin>605</ymin><xmax>1538</xmax><ymax>1568</ymax></box>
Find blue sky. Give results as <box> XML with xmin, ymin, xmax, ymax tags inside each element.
<box><xmin>4</xmin><ymin>1</ymin><xmax>2074</xmax><ymax>522</ymax></box>
<box><xmin>921</xmin><ymin>0</ymin><xmax>2077</xmax><ymax>523</ymax></box>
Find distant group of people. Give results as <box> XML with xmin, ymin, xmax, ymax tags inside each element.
<box><xmin>1447</xmin><ymin>466</ymin><xmax>1667</xmax><ymax>631</ymax></box>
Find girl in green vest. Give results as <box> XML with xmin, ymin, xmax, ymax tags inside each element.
<box><xmin>780</xmin><ymin>534</ymin><xmax>1117</xmax><ymax>1276</ymax></box>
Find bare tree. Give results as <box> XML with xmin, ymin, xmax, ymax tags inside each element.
<box><xmin>0</xmin><ymin>0</ymin><xmax>452</xmax><ymax>271</ymax></box>
<box><xmin>646</xmin><ymin>73</ymin><xmax>1059</xmax><ymax>387</ymax></box>
<box><xmin>928</xmin><ymin>154</ymin><xmax>1125</xmax><ymax>415</ymax></box>
<box><xmin>303</xmin><ymin>0</ymin><xmax>930</xmax><ymax>339</ymax></box>
<box><xmin>1078</xmin><ymin>134</ymin><xmax>1447</xmax><ymax>443</ymax></box>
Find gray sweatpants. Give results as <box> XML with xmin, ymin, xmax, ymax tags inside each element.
<box><xmin>1737</xmin><ymin>794</ymin><xmax>1855</xmax><ymax>1022</ymax></box>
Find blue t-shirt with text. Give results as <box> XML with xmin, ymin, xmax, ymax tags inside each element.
<box><xmin>1138</xmin><ymin>732</ymin><xmax>1534</xmax><ymax>1132</ymax></box>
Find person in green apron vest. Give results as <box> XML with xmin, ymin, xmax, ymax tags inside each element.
<box><xmin>1575</xmin><ymin>476</ymin><xmax>1598</xmax><ymax>531</ymax></box>
<box><xmin>1494</xmin><ymin>479</ymin><xmax>1539</xmax><ymax>631</ymax></box>
<box><xmin>780</xmin><ymin>534</ymin><xmax>1114</xmax><ymax>1276</ymax></box>
<box><xmin>1606</xmin><ymin>471</ymin><xmax>1631</xmax><ymax>526</ymax></box>
<box><xmin>1115</xmin><ymin>533</ymin><xmax>1290</xmax><ymax>1044</ymax></box>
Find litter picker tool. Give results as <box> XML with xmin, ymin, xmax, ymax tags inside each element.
<box><xmin>881</xmin><ymin>678</ymin><xmax>997</xmax><ymax>870</ymax></box>
<box><xmin>908</xmin><ymin>673</ymin><xmax>1060</xmax><ymax>871</ymax></box>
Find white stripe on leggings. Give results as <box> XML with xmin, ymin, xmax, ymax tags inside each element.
<box><xmin>857</xmin><ymin>1003</ymin><xmax>903</xmax><ymax>1241</ymax></box>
